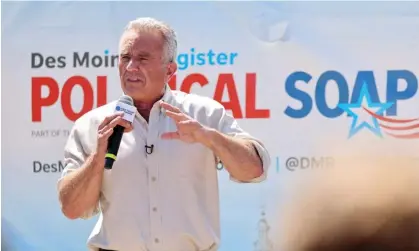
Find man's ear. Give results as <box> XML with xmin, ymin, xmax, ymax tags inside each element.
<box><xmin>166</xmin><ymin>61</ymin><xmax>178</xmax><ymax>80</ymax></box>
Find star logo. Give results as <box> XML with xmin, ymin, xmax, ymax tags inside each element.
<box><xmin>338</xmin><ymin>84</ymin><xmax>393</xmax><ymax>139</ymax></box>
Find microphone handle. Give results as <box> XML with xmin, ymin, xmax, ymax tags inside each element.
<box><xmin>104</xmin><ymin>125</ymin><xmax>125</xmax><ymax>169</ymax></box>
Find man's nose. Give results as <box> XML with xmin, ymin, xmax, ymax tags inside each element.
<box><xmin>126</xmin><ymin>59</ymin><xmax>140</xmax><ymax>72</ymax></box>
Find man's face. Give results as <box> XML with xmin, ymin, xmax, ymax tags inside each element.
<box><xmin>118</xmin><ymin>30</ymin><xmax>177</xmax><ymax>103</ymax></box>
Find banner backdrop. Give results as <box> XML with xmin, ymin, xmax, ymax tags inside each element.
<box><xmin>2</xmin><ymin>1</ymin><xmax>419</xmax><ymax>251</ymax></box>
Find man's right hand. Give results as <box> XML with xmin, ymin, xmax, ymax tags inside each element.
<box><xmin>58</xmin><ymin>112</ymin><xmax>133</xmax><ymax>219</ymax></box>
<box><xmin>95</xmin><ymin>113</ymin><xmax>134</xmax><ymax>157</ymax></box>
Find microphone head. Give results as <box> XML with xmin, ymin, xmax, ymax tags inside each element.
<box><xmin>118</xmin><ymin>95</ymin><xmax>134</xmax><ymax>106</ymax></box>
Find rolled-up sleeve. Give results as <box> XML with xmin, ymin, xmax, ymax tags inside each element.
<box><xmin>57</xmin><ymin>121</ymin><xmax>99</xmax><ymax>219</ymax></box>
<box><xmin>217</xmin><ymin>110</ymin><xmax>271</xmax><ymax>183</ymax></box>
<box><xmin>61</xmin><ymin>124</ymin><xmax>87</xmax><ymax>178</ymax></box>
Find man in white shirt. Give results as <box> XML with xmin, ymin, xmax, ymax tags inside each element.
<box><xmin>57</xmin><ymin>17</ymin><xmax>270</xmax><ymax>251</ymax></box>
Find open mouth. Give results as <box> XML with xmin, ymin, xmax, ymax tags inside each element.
<box><xmin>127</xmin><ymin>77</ymin><xmax>141</xmax><ymax>82</ymax></box>
<box><xmin>126</xmin><ymin>77</ymin><xmax>144</xmax><ymax>83</ymax></box>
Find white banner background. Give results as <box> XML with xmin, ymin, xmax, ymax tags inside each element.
<box><xmin>2</xmin><ymin>2</ymin><xmax>419</xmax><ymax>251</ymax></box>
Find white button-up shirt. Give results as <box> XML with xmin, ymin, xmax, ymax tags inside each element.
<box><xmin>59</xmin><ymin>86</ymin><xmax>270</xmax><ymax>251</ymax></box>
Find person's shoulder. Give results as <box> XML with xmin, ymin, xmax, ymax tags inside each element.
<box><xmin>72</xmin><ymin>100</ymin><xmax>118</xmax><ymax>129</ymax></box>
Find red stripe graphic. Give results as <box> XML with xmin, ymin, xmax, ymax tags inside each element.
<box><xmin>364</xmin><ymin>108</ymin><xmax>419</xmax><ymax>139</ymax></box>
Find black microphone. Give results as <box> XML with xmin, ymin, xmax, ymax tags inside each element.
<box><xmin>145</xmin><ymin>144</ymin><xmax>154</xmax><ymax>154</ymax></box>
<box><xmin>104</xmin><ymin>95</ymin><xmax>135</xmax><ymax>169</ymax></box>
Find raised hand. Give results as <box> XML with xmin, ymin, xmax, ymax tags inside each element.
<box><xmin>160</xmin><ymin>101</ymin><xmax>208</xmax><ymax>144</ymax></box>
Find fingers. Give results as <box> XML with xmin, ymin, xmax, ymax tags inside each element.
<box><xmin>161</xmin><ymin>131</ymin><xmax>180</xmax><ymax>140</ymax></box>
<box><xmin>100</xmin><ymin>116</ymin><xmax>122</xmax><ymax>134</ymax></box>
<box><xmin>96</xmin><ymin>126</ymin><xmax>115</xmax><ymax>155</ymax></box>
<box><xmin>98</xmin><ymin>114</ymin><xmax>132</xmax><ymax>136</ymax></box>
<box><xmin>124</xmin><ymin>123</ymin><xmax>134</xmax><ymax>133</ymax></box>
<box><xmin>161</xmin><ymin>102</ymin><xmax>189</xmax><ymax>122</ymax></box>
<box><xmin>98</xmin><ymin>112</ymin><xmax>124</xmax><ymax>130</ymax></box>
<box><xmin>178</xmin><ymin>120</ymin><xmax>194</xmax><ymax>126</ymax></box>
<box><xmin>117</xmin><ymin>118</ymin><xmax>132</xmax><ymax>130</ymax></box>
<box><xmin>160</xmin><ymin>101</ymin><xmax>181</xmax><ymax>113</ymax></box>
<box><xmin>165</xmin><ymin>110</ymin><xmax>186</xmax><ymax>122</ymax></box>
<box><xmin>99</xmin><ymin>127</ymin><xmax>114</xmax><ymax>140</ymax></box>
<box><xmin>97</xmin><ymin>114</ymin><xmax>132</xmax><ymax>154</ymax></box>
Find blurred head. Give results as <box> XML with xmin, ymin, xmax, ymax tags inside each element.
<box><xmin>278</xmin><ymin>157</ymin><xmax>419</xmax><ymax>251</ymax></box>
<box><xmin>118</xmin><ymin>17</ymin><xmax>178</xmax><ymax>104</ymax></box>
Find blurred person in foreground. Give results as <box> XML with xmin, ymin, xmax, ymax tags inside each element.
<box><xmin>278</xmin><ymin>157</ymin><xmax>419</xmax><ymax>251</ymax></box>
<box><xmin>56</xmin><ymin>17</ymin><xmax>270</xmax><ymax>251</ymax></box>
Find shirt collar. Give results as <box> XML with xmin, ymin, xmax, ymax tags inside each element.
<box><xmin>160</xmin><ymin>83</ymin><xmax>174</xmax><ymax>105</ymax></box>
<box><xmin>134</xmin><ymin>83</ymin><xmax>174</xmax><ymax>121</ymax></box>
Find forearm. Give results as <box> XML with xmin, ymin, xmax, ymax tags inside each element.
<box><xmin>58</xmin><ymin>154</ymin><xmax>104</xmax><ymax>219</ymax></box>
<box><xmin>199</xmin><ymin>128</ymin><xmax>263</xmax><ymax>182</ymax></box>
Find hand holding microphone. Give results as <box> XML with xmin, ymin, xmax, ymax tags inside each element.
<box><xmin>95</xmin><ymin>95</ymin><xmax>136</xmax><ymax>169</ymax></box>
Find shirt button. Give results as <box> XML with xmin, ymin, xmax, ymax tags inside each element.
<box><xmin>154</xmin><ymin>238</ymin><xmax>159</xmax><ymax>243</ymax></box>
<box><xmin>152</xmin><ymin>207</ymin><xmax>157</xmax><ymax>212</ymax></box>
<box><xmin>151</xmin><ymin>177</ymin><xmax>156</xmax><ymax>182</ymax></box>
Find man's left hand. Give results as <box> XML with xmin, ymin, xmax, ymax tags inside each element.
<box><xmin>160</xmin><ymin>101</ymin><xmax>209</xmax><ymax>144</ymax></box>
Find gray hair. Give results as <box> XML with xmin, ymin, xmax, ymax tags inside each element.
<box><xmin>123</xmin><ymin>17</ymin><xmax>177</xmax><ymax>64</ymax></box>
